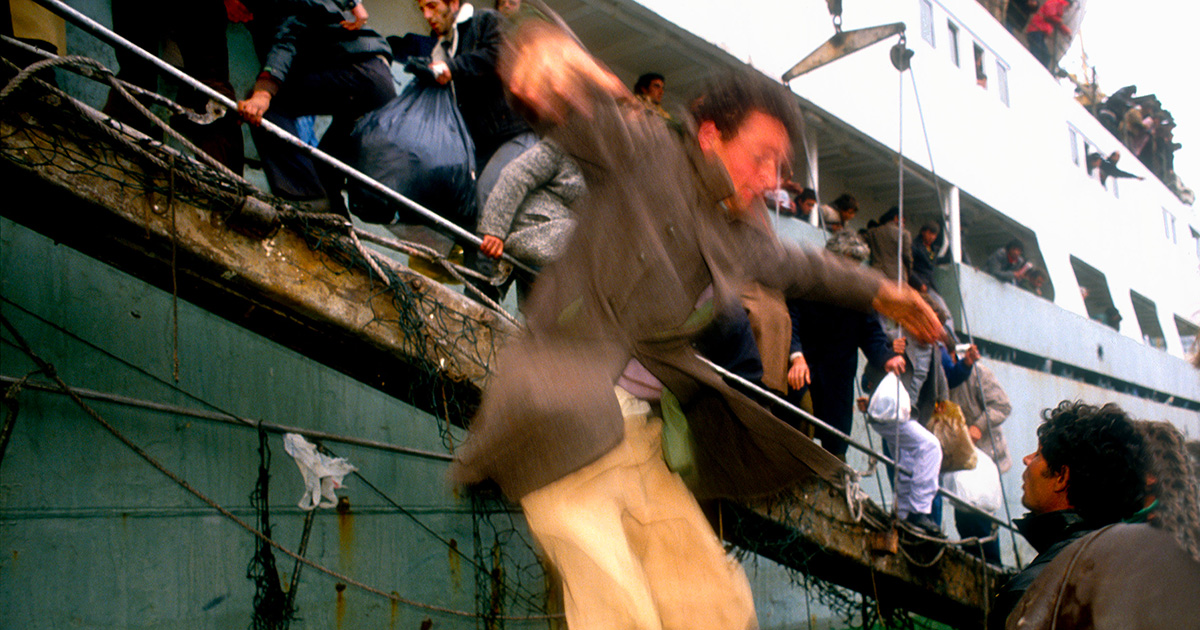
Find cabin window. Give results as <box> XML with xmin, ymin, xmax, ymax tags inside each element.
<box><xmin>1163</xmin><ymin>208</ymin><xmax>1177</xmax><ymax>244</ymax></box>
<box><xmin>1191</xmin><ymin>227</ymin><xmax>1200</xmax><ymax>259</ymax></box>
<box><xmin>947</xmin><ymin>21</ymin><xmax>961</xmax><ymax>66</ymax></box>
<box><xmin>973</xmin><ymin>43</ymin><xmax>987</xmax><ymax>88</ymax></box>
<box><xmin>996</xmin><ymin>60</ymin><xmax>1010</xmax><ymax>106</ymax></box>
<box><xmin>1068</xmin><ymin>128</ymin><xmax>1079</xmax><ymax>166</ymax></box>
<box><xmin>1070</xmin><ymin>256</ymin><xmax>1118</xmax><ymax>328</ymax></box>
<box><xmin>1130</xmin><ymin>291</ymin><xmax>1166</xmax><ymax>349</ymax></box>
<box><xmin>920</xmin><ymin>0</ymin><xmax>935</xmax><ymax>46</ymax></box>
<box><xmin>1176</xmin><ymin>316</ymin><xmax>1199</xmax><ymax>358</ymax></box>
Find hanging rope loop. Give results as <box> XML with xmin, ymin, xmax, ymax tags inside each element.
<box><xmin>890</xmin><ymin>34</ymin><xmax>913</xmax><ymax>72</ymax></box>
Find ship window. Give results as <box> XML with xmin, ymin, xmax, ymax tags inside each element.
<box><xmin>947</xmin><ymin>21</ymin><xmax>961</xmax><ymax>66</ymax></box>
<box><xmin>920</xmin><ymin>0</ymin><xmax>935</xmax><ymax>46</ymax></box>
<box><xmin>996</xmin><ymin>60</ymin><xmax>1010</xmax><ymax>106</ymax></box>
<box><xmin>1177</xmin><ymin>316</ymin><xmax>1199</xmax><ymax>358</ymax></box>
<box><xmin>1069</xmin><ymin>128</ymin><xmax>1080</xmax><ymax>166</ymax></box>
<box><xmin>1163</xmin><ymin>208</ymin><xmax>1177</xmax><ymax>243</ymax></box>
<box><xmin>973</xmin><ymin>43</ymin><xmax>987</xmax><ymax>88</ymax></box>
<box><xmin>1069</xmin><ymin>256</ymin><xmax>1117</xmax><ymax>326</ymax></box>
<box><xmin>1130</xmin><ymin>291</ymin><xmax>1166</xmax><ymax>349</ymax></box>
<box><xmin>1192</xmin><ymin>227</ymin><xmax>1200</xmax><ymax>259</ymax></box>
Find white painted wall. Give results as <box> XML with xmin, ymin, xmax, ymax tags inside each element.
<box><xmin>637</xmin><ymin>0</ymin><xmax>1200</xmax><ymax>353</ymax></box>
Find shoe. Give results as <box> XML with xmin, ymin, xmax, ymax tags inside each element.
<box><xmin>903</xmin><ymin>512</ymin><xmax>944</xmax><ymax>537</ymax></box>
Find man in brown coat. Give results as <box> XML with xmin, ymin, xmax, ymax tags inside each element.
<box><xmin>949</xmin><ymin>362</ymin><xmax>1012</xmax><ymax>473</ymax></box>
<box><xmin>449</xmin><ymin>19</ymin><xmax>942</xmax><ymax>630</ymax></box>
<box><xmin>862</xmin><ymin>205</ymin><xmax>913</xmax><ymax>285</ymax></box>
<box><xmin>1006</xmin><ymin>523</ymin><xmax>1200</xmax><ymax>630</ymax></box>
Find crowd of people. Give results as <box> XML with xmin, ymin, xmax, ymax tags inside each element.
<box><xmin>1002</xmin><ymin>1</ymin><xmax>1188</xmax><ymax>201</ymax></box>
<box><xmin>67</xmin><ymin>1</ymin><xmax>1199</xmax><ymax>628</ymax></box>
<box><xmin>1090</xmin><ymin>85</ymin><xmax>1183</xmax><ymax>191</ymax></box>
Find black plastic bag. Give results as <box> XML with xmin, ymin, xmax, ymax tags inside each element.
<box><xmin>346</xmin><ymin>65</ymin><xmax>477</xmax><ymax>226</ymax></box>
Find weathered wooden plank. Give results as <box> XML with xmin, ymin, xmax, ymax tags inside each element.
<box><xmin>0</xmin><ymin>96</ymin><xmax>512</xmax><ymax>422</ymax></box>
<box><xmin>727</xmin><ymin>476</ymin><xmax>1010</xmax><ymax>628</ymax></box>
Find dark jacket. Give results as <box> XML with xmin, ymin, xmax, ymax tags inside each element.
<box><xmin>446</xmin><ymin>7</ymin><xmax>532</xmax><ymax>164</ymax></box>
<box><xmin>449</xmin><ymin>94</ymin><xmax>887</xmax><ymax>501</ymax></box>
<box><xmin>788</xmin><ymin>303</ymin><xmax>894</xmax><ymax>454</ymax></box>
<box><xmin>259</xmin><ymin>0</ymin><xmax>391</xmax><ymax>88</ymax></box>
<box><xmin>911</xmin><ymin>241</ymin><xmax>948</xmax><ymax>290</ymax></box>
<box><xmin>989</xmin><ymin>510</ymin><xmax>1094</xmax><ymax>630</ymax></box>
<box><xmin>389</xmin><ymin>8</ymin><xmax>531</xmax><ymax>164</ymax></box>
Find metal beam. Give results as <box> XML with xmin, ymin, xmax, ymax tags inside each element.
<box><xmin>783</xmin><ymin>23</ymin><xmax>907</xmax><ymax>82</ymax></box>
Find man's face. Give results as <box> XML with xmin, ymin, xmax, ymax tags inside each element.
<box><xmin>418</xmin><ymin>0</ymin><xmax>459</xmax><ymax>36</ymax></box>
<box><xmin>1007</xmin><ymin>247</ymin><xmax>1023</xmax><ymax>264</ymax></box>
<box><xmin>645</xmin><ymin>78</ymin><xmax>665</xmax><ymax>105</ymax></box>
<box><xmin>1021</xmin><ymin>444</ymin><xmax>1069</xmax><ymax>514</ymax></box>
<box><xmin>699</xmin><ymin>111</ymin><xmax>790</xmax><ymax>214</ymax></box>
<box><xmin>799</xmin><ymin>198</ymin><xmax>816</xmax><ymax>215</ymax></box>
<box><xmin>920</xmin><ymin>228</ymin><xmax>938</xmax><ymax>247</ymax></box>
<box><xmin>495</xmin><ymin>0</ymin><xmax>520</xmax><ymax>17</ymax></box>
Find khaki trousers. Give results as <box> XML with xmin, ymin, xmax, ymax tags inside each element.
<box><xmin>520</xmin><ymin>388</ymin><xmax>756</xmax><ymax>630</ymax></box>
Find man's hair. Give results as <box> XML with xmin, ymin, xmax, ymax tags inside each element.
<box><xmin>633</xmin><ymin>72</ymin><xmax>665</xmax><ymax>95</ymax></box>
<box><xmin>1005</xmin><ymin>238</ymin><xmax>1025</xmax><ymax>253</ymax></box>
<box><xmin>1037</xmin><ymin>401</ymin><xmax>1148</xmax><ymax>525</ymax></box>
<box><xmin>878</xmin><ymin>206</ymin><xmax>900</xmax><ymax>225</ymax></box>
<box><xmin>831</xmin><ymin>193</ymin><xmax>858</xmax><ymax>213</ymax></box>
<box><xmin>798</xmin><ymin>188</ymin><xmax>817</xmax><ymax>203</ymax></box>
<box><xmin>691</xmin><ymin>71</ymin><xmax>802</xmax><ymax>143</ymax></box>
<box><xmin>919</xmin><ymin>221</ymin><xmax>940</xmax><ymax>236</ymax></box>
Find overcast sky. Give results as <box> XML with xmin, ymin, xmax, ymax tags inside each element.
<box><xmin>1063</xmin><ymin>1</ymin><xmax>1199</xmax><ymax>199</ymax></box>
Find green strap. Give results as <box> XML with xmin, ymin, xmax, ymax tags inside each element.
<box><xmin>1124</xmin><ymin>499</ymin><xmax>1159</xmax><ymax>524</ymax></box>
<box><xmin>660</xmin><ymin>387</ymin><xmax>699</xmax><ymax>489</ymax></box>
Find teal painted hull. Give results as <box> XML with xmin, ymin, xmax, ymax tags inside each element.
<box><xmin>0</xmin><ymin>217</ymin><xmax>549</xmax><ymax>629</ymax></box>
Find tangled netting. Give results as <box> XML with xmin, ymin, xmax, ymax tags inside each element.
<box><xmin>0</xmin><ymin>47</ymin><xmax>556</xmax><ymax>627</ymax></box>
<box><xmin>0</xmin><ymin>46</ymin><xmax>504</xmax><ymax>427</ymax></box>
<box><xmin>247</xmin><ymin>427</ymin><xmax>297</xmax><ymax>630</ymax></box>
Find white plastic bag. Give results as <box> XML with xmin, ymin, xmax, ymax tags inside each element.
<box><xmin>941</xmin><ymin>446</ymin><xmax>1003</xmax><ymax>513</ymax></box>
<box><xmin>282</xmin><ymin>433</ymin><xmax>357</xmax><ymax>511</ymax></box>
<box><xmin>867</xmin><ymin>372</ymin><xmax>911</xmax><ymax>424</ymax></box>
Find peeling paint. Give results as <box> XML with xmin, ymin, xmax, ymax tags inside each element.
<box><xmin>335</xmin><ymin>582</ymin><xmax>347</xmax><ymax>630</ymax></box>
<box><xmin>337</xmin><ymin>496</ymin><xmax>354</xmax><ymax>571</ymax></box>
<box><xmin>448</xmin><ymin>539</ymin><xmax>461</xmax><ymax>591</ymax></box>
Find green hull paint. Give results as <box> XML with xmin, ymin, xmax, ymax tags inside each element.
<box><xmin>0</xmin><ymin>218</ymin><xmax>546</xmax><ymax>629</ymax></box>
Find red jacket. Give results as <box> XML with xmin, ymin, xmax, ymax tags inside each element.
<box><xmin>1026</xmin><ymin>0</ymin><xmax>1072</xmax><ymax>36</ymax></box>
